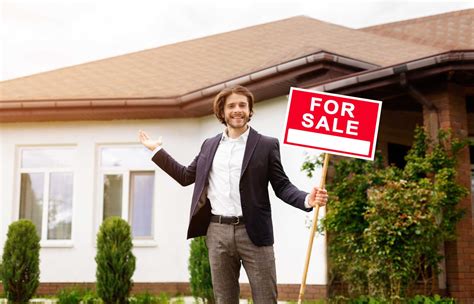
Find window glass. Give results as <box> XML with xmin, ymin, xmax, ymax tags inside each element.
<box><xmin>471</xmin><ymin>171</ymin><xmax>474</xmax><ymax>206</ymax></box>
<box><xmin>103</xmin><ymin>174</ymin><xmax>123</xmax><ymax>219</ymax></box>
<box><xmin>20</xmin><ymin>173</ymin><xmax>44</xmax><ymax>236</ymax></box>
<box><xmin>101</xmin><ymin>147</ymin><xmax>152</xmax><ymax>168</ymax></box>
<box><xmin>129</xmin><ymin>172</ymin><xmax>154</xmax><ymax>238</ymax></box>
<box><xmin>22</xmin><ymin>148</ymin><xmax>74</xmax><ymax>168</ymax></box>
<box><xmin>47</xmin><ymin>172</ymin><xmax>73</xmax><ymax>240</ymax></box>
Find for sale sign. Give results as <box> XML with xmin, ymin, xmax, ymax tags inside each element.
<box><xmin>283</xmin><ymin>87</ymin><xmax>382</xmax><ymax>160</ymax></box>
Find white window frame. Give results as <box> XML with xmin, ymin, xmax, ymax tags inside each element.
<box><xmin>16</xmin><ymin>146</ymin><xmax>76</xmax><ymax>248</ymax></box>
<box><xmin>97</xmin><ymin>144</ymin><xmax>157</xmax><ymax>247</ymax></box>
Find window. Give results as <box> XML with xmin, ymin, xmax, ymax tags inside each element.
<box><xmin>99</xmin><ymin>146</ymin><xmax>155</xmax><ymax>239</ymax></box>
<box><xmin>471</xmin><ymin>170</ymin><xmax>474</xmax><ymax>212</ymax></box>
<box><xmin>470</xmin><ymin>144</ymin><xmax>474</xmax><ymax>215</ymax></box>
<box><xmin>387</xmin><ymin>142</ymin><xmax>411</xmax><ymax>168</ymax></box>
<box><xmin>18</xmin><ymin>148</ymin><xmax>74</xmax><ymax>241</ymax></box>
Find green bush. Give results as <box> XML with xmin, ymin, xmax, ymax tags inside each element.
<box><xmin>57</xmin><ymin>287</ymin><xmax>100</xmax><ymax>304</ymax></box>
<box><xmin>156</xmin><ymin>292</ymin><xmax>170</xmax><ymax>304</ymax></box>
<box><xmin>129</xmin><ymin>292</ymin><xmax>159</xmax><ymax>304</ymax></box>
<box><xmin>1</xmin><ymin>219</ymin><xmax>40</xmax><ymax>303</ymax></box>
<box><xmin>408</xmin><ymin>294</ymin><xmax>455</xmax><ymax>304</ymax></box>
<box><xmin>96</xmin><ymin>217</ymin><xmax>136</xmax><ymax>303</ymax></box>
<box><xmin>302</xmin><ymin>128</ymin><xmax>468</xmax><ymax>300</ymax></box>
<box><xmin>328</xmin><ymin>294</ymin><xmax>455</xmax><ymax>304</ymax></box>
<box><xmin>82</xmin><ymin>289</ymin><xmax>101</xmax><ymax>304</ymax></box>
<box><xmin>171</xmin><ymin>295</ymin><xmax>185</xmax><ymax>304</ymax></box>
<box><xmin>287</xmin><ymin>300</ymin><xmax>326</xmax><ymax>304</ymax></box>
<box><xmin>128</xmin><ymin>292</ymin><xmax>178</xmax><ymax>304</ymax></box>
<box><xmin>57</xmin><ymin>288</ymin><xmax>83</xmax><ymax>304</ymax></box>
<box><xmin>189</xmin><ymin>236</ymin><xmax>214</xmax><ymax>304</ymax></box>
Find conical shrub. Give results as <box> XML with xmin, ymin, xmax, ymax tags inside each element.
<box><xmin>189</xmin><ymin>236</ymin><xmax>214</xmax><ymax>303</ymax></box>
<box><xmin>1</xmin><ymin>219</ymin><xmax>40</xmax><ymax>303</ymax></box>
<box><xmin>96</xmin><ymin>217</ymin><xmax>136</xmax><ymax>303</ymax></box>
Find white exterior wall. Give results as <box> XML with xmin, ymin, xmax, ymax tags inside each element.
<box><xmin>0</xmin><ymin>95</ymin><xmax>326</xmax><ymax>285</ymax></box>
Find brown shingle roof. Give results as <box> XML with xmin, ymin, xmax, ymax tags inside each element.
<box><xmin>362</xmin><ymin>9</ymin><xmax>474</xmax><ymax>50</ymax></box>
<box><xmin>0</xmin><ymin>16</ymin><xmax>442</xmax><ymax>102</ymax></box>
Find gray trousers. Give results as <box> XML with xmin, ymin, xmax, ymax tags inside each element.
<box><xmin>205</xmin><ymin>222</ymin><xmax>277</xmax><ymax>304</ymax></box>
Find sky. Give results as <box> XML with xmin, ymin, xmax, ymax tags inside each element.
<box><xmin>1</xmin><ymin>0</ymin><xmax>473</xmax><ymax>81</ymax></box>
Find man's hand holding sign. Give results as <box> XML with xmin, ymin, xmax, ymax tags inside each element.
<box><xmin>283</xmin><ymin>88</ymin><xmax>382</xmax><ymax>303</ymax></box>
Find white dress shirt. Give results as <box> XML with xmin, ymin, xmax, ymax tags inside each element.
<box><xmin>151</xmin><ymin>126</ymin><xmax>312</xmax><ymax>215</ymax></box>
<box><xmin>207</xmin><ymin>127</ymin><xmax>250</xmax><ymax>216</ymax></box>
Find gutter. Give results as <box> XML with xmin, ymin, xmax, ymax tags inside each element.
<box><xmin>179</xmin><ymin>51</ymin><xmax>377</xmax><ymax>103</ymax></box>
<box><xmin>310</xmin><ymin>51</ymin><xmax>474</xmax><ymax>93</ymax></box>
<box><xmin>310</xmin><ymin>52</ymin><xmax>474</xmax><ymax>146</ymax></box>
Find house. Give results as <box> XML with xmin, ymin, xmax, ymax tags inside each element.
<box><xmin>0</xmin><ymin>9</ymin><xmax>473</xmax><ymax>301</ymax></box>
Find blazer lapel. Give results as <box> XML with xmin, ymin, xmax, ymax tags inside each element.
<box><xmin>191</xmin><ymin>133</ymin><xmax>221</xmax><ymax>216</ymax></box>
<box><xmin>204</xmin><ymin>133</ymin><xmax>221</xmax><ymax>178</ymax></box>
<box><xmin>241</xmin><ymin>127</ymin><xmax>260</xmax><ymax>178</ymax></box>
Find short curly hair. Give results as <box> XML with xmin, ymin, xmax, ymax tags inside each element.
<box><xmin>213</xmin><ymin>85</ymin><xmax>254</xmax><ymax>125</ymax></box>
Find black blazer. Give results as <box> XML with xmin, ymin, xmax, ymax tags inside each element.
<box><xmin>152</xmin><ymin>127</ymin><xmax>312</xmax><ymax>246</ymax></box>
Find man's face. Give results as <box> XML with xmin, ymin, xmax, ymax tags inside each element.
<box><xmin>224</xmin><ymin>93</ymin><xmax>251</xmax><ymax>129</ymax></box>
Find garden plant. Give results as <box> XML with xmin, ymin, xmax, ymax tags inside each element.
<box><xmin>189</xmin><ymin>236</ymin><xmax>215</xmax><ymax>303</ymax></box>
<box><xmin>1</xmin><ymin>219</ymin><xmax>40</xmax><ymax>303</ymax></box>
<box><xmin>96</xmin><ymin>217</ymin><xmax>136</xmax><ymax>303</ymax></box>
<box><xmin>302</xmin><ymin>127</ymin><xmax>468</xmax><ymax>302</ymax></box>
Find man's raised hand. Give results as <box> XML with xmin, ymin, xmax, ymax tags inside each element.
<box><xmin>138</xmin><ymin>130</ymin><xmax>163</xmax><ymax>151</ymax></box>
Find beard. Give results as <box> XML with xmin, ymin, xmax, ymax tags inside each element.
<box><xmin>225</xmin><ymin>114</ymin><xmax>249</xmax><ymax>129</ymax></box>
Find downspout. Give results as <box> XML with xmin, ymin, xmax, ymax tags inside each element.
<box><xmin>400</xmin><ymin>72</ymin><xmax>446</xmax><ymax>291</ymax></box>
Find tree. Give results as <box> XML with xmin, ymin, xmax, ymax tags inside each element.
<box><xmin>1</xmin><ymin>219</ymin><xmax>40</xmax><ymax>303</ymax></box>
<box><xmin>96</xmin><ymin>217</ymin><xmax>136</xmax><ymax>303</ymax></box>
<box><xmin>189</xmin><ymin>237</ymin><xmax>214</xmax><ymax>303</ymax></box>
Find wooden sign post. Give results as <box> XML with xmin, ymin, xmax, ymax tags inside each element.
<box><xmin>298</xmin><ymin>153</ymin><xmax>329</xmax><ymax>304</ymax></box>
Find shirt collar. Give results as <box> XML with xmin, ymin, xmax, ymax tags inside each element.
<box><xmin>221</xmin><ymin>126</ymin><xmax>250</xmax><ymax>143</ymax></box>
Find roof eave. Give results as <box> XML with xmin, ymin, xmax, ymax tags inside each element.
<box><xmin>0</xmin><ymin>51</ymin><xmax>377</xmax><ymax>123</ymax></box>
<box><xmin>310</xmin><ymin>51</ymin><xmax>474</xmax><ymax>94</ymax></box>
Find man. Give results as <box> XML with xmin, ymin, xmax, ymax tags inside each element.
<box><xmin>139</xmin><ymin>85</ymin><xmax>327</xmax><ymax>304</ymax></box>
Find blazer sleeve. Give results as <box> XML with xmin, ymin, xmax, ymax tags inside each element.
<box><xmin>268</xmin><ymin>139</ymin><xmax>312</xmax><ymax>212</ymax></box>
<box><xmin>151</xmin><ymin>147</ymin><xmax>199</xmax><ymax>187</ymax></box>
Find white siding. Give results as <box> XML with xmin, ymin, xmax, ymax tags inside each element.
<box><xmin>0</xmin><ymin>95</ymin><xmax>327</xmax><ymax>284</ymax></box>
